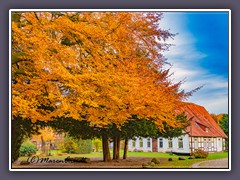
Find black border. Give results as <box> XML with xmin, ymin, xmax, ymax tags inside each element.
<box><xmin>1</xmin><ymin>0</ymin><xmax>240</xmax><ymax>179</ymax></box>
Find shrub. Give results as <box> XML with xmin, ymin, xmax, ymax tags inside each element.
<box><xmin>188</xmin><ymin>156</ymin><xmax>195</xmax><ymax>159</ymax></box>
<box><xmin>62</xmin><ymin>135</ymin><xmax>92</xmax><ymax>154</ymax></box>
<box><xmin>55</xmin><ymin>140</ymin><xmax>64</xmax><ymax>150</ymax></box>
<box><xmin>150</xmin><ymin>162</ymin><xmax>155</xmax><ymax>166</ymax></box>
<box><xmin>151</xmin><ymin>158</ymin><xmax>160</xmax><ymax>164</ymax></box>
<box><xmin>62</xmin><ymin>135</ymin><xmax>78</xmax><ymax>154</ymax></box>
<box><xmin>178</xmin><ymin>157</ymin><xmax>186</xmax><ymax>160</ymax></box>
<box><xmin>19</xmin><ymin>141</ymin><xmax>37</xmax><ymax>156</ymax></box>
<box><xmin>191</xmin><ymin>149</ymin><xmax>209</xmax><ymax>159</ymax></box>
<box><xmin>142</xmin><ymin>162</ymin><xmax>149</xmax><ymax>167</ymax></box>
<box><xmin>142</xmin><ymin>162</ymin><xmax>148</xmax><ymax>166</ymax></box>
<box><xmin>92</xmin><ymin>138</ymin><xmax>102</xmax><ymax>152</ymax></box>
<box><xmin>142</xmin><ymin>162</ymin><xmax>155</xmax><ymax>168</ymax></box>
<box><xmin>76</xmin><ymin>139</ymin><xmax>92</xmax><ymax>154</ymax></box>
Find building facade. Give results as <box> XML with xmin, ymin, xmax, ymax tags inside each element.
<box><xmin>128</xmin><ymin>103</ymin><xmax>227</xmax><ymax>154</ymax></box>
<box><xmin>128</xmin><ymin>135</ymin><xmax>226</xmax><ymax>154</ymax></box>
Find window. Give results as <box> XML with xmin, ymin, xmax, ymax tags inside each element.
<box><xmin>194</xmin><ymin>138</ymin><xmax>198</xmax><ymax>148</ymax></box>
<box><xmin>223</xmin><ymin>139</ymin><xmax>226</xmax><ymax>150</ymax></box>
<box><xmin>147</xmin><ymin>138</ymin><xmax>151</xmax><ymax>148</ymax></box>
<box><xmin>195</xmin><ymin>123</ymin><xmax>200</xmax><ymax>128</ymax></box>
<box><xmin>139</xmin><ymin>138</ymin><xmax>143</xmax><ymax>148</ymax></box>
<box><xmin>159</xmin><ymin>138</ymin><xmax>163</xmax><ymax>148</ymax></box>
<box><xmin>168</xmin><ymin>138</ymin><xmax>173</xmax><ymax>148</ymax></box>
<box><xmin>178</xmin><ymin>137</ymin><xmax>183</xmax><ymax>148</ymax></box>
<box><xmin>208</xmin><ymin>138</ymin><xmax>212</xmax><ymax>147</ymax></box>
<box><xmin>203</xmin><ymin>138</ymin><xmax>207</xmax><ymax>147</ymax></box>
<box><xmin>132</xmin><ymin>140</ymin><xmax>136</xmax><ymax>147</ymax></box>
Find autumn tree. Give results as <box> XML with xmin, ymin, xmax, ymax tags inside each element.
<box><xmin>31</xmin><ymin>127</ymin><xmax>55</xmax><ymax>154</ymax></box>
<box><xmin>12</xmin><ymin>11</ymin><xmax>196</xmax><ymax>162</ymax></box>
<box><xmin>211</xmin><ymin>113</ymin><xmax>223</xmax><ymax>124</ymax></box>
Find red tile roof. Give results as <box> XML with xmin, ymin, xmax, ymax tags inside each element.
<box><xmin>180</xmin><ymin>103</ymin><xmax>228</xmax><ymax>138</ymax></box>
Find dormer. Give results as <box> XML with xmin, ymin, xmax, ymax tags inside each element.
<box><xmin>195</xmin><ymin>122</ymin><xmax>209</xmax><ymax>132</ymax></box>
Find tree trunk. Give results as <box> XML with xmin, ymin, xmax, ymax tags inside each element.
<box><xmin>11</xmin><ymin>121</ymin><xmax>23</xmax><ymax>162</ymax></box>
<box><xmin>123</xmin><ymin>137</ymin><xmax>128</xmax><ymax>159</ymax></box>
<box><xmin>41</xmin><ymin>136</ymin><xmax>46</xmax><ymax>154</ymax></box>
<box><xmin>113</xmin><ymin>135</ymin><xmax>121</xmax><ymax>160</ymax></box>
<box><xmin>112</xmin><ymin>136</ymin><xmax>117</xmax><ymax>160</ymax></box>
<box><xmin>102</xmin><ymin>133</ymin><xmax>111</xmax><ymax>162</ymax></box>
<box><xmin>116</xmin><ymin>136</ymin><xmax>120</xmax><ymax>160</ymax></box>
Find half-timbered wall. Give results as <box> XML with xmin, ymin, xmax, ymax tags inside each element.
<box><xmin>188</xmin><ymin>137</ymin><xmax>224</xmax><ymax>152</ymax></box>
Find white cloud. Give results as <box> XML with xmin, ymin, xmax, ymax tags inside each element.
<box><xmin>159</xmin><ymin>12</ymin><xmax>229</xmax><ymax>114</ymax></box>
<box><xmin>188</xmin><ymin>91</ymin><xmax>228</xmax><ymax>114</ymax></box>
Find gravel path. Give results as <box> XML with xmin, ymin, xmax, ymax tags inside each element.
<box><xmin>192</xmin><ymin>158</ymin><xmax>228</xmax><ymax>168</ymax></box>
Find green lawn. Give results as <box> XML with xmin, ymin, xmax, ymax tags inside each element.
<box><xmin>156</xmin><ymin>152</ymin><xmax>229</xmax><ymax>168</ymax></box>
<box><xmin>18</xmin><ymin>149</ymin><xmax>104</xmax><ymax>161</ymax></box>
<box><xmin>19</xmin><ymin>149</ymin><xmax>180</xmax><ymax>160</ymax></box>
<box><xmin>18</xmin><ymin>150</ymin><xmax>228</xmax><ymax>168</ymax></box>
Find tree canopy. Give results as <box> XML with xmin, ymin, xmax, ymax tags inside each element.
<box><xmin>12</xmin><ymin>12</ymin><xmax>190</xmax><ymax>128</ymax></box>
<box><xmin>219</xmin><ymin>114</ymin><xmax>228</xmax><ymax>138</ymax></box>
<box><xmin>11</xmin><ymin>11</ymin><xmax>197</xmax><ymax>162</ymax></box>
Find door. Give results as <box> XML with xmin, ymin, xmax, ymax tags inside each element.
<box><xmin>152</xmin><ymin>138</ymin><xmax>158</xmax><ymax>152</ymax></box>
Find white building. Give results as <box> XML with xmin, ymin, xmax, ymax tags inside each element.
<box><xmin>128</xmin><ymin>103</ymin><xmax>227</xmax><ymax>154</ymax></box>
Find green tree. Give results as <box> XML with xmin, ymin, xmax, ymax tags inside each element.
<box><xmin>119</xmin><ymin>113</ymin><xmax>191</xmax><ymax>159</ymax></box>
<box><xmin>219</xmin><ymin>114</ymin><xmax>229</xmax><ymax>136</ymax></box>
<box><xmin>11</xmin><ymin>117</ymin><xmax>45</xmax><ymax>162</ymax></box>
<box><xmin>62</xmin><ymin>134</ymin><xmax>78</xmax><ymax>154</ymax></box>
<box><xmin>219</xmin><ymin>114</ymin><xmax>229</xmax><ymax>149</ymax></box>
<box><xmin>76</xmin><ymin>139</ymin><xmax>92</xmax><ymax>154</ymax></box>
<box><xmin>92</xmin><ymin>138</ymin><xmax>102</xmax><ymax>152</ymax></box>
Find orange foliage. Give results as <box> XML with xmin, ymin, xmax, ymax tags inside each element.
<box><xmin>31</xmin><ymin>127</ymin><xmax>55</xmax><ymax>142</ymax></box>
<box><xmin>12</xmin><ymin>12</ymin><xmax>187</xmax><ymax>132</ymax></box>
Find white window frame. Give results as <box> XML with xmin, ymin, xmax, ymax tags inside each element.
<box><xmin>178</xmin><ymin>137</ymin><xmax>183</xmax><ymax>149</ymax></box>
<box><xmin>147</xmin><ymin>138</ymin><xmax>151</xmax><ymax>148</ymax></box>
<box><xmin>159</xmin><ymin>138</ymin><xmax>163</xmax><ymax>148</ymax></box>
<box><xmin>139</xmin><ymin>138</ymin><xmax>143</xmax><ymax>148</ymax></box>
<box><xmin>204</xmin><ymin>138</ymin><xmax>207</xmax><ymax>147</ymax></box>
<box><xmin>132</xmin><ymin>139</ymin><xmax>136</xmax><ymax>147</ymax></box>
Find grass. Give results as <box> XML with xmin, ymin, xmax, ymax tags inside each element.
<box><xmin>17</xmin><ymin>150</ymin><xmax>228</xmax><ymax>168</ymax></box>
<box><xmin>18</xmin><ymin>150</ymin><xmax>103</xmax><ymax>161</ymax></box>
<box><xmin>18</xmin><ymin>150</ymin><xmax>178</xmax><ymax>160</ymax></box>
<box><xmin>127</xmin><ymin>151</ymin><xmax>178</xmax><ymax>158</ymax></box>
<box><xmin>205</xmin><ymin>152</ymin><xmax>229</xmax><ymax>160</ymax></box>
<box><xmin>155</xmin><ymin>152</ymin><xmax>229</xmax><ymax>168</ymax></box>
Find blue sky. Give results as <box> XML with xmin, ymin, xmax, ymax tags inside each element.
<box><xmin>159</xmin><ymin>12</ymin><xmax>229</xmax><ymax>114</ymax></box>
